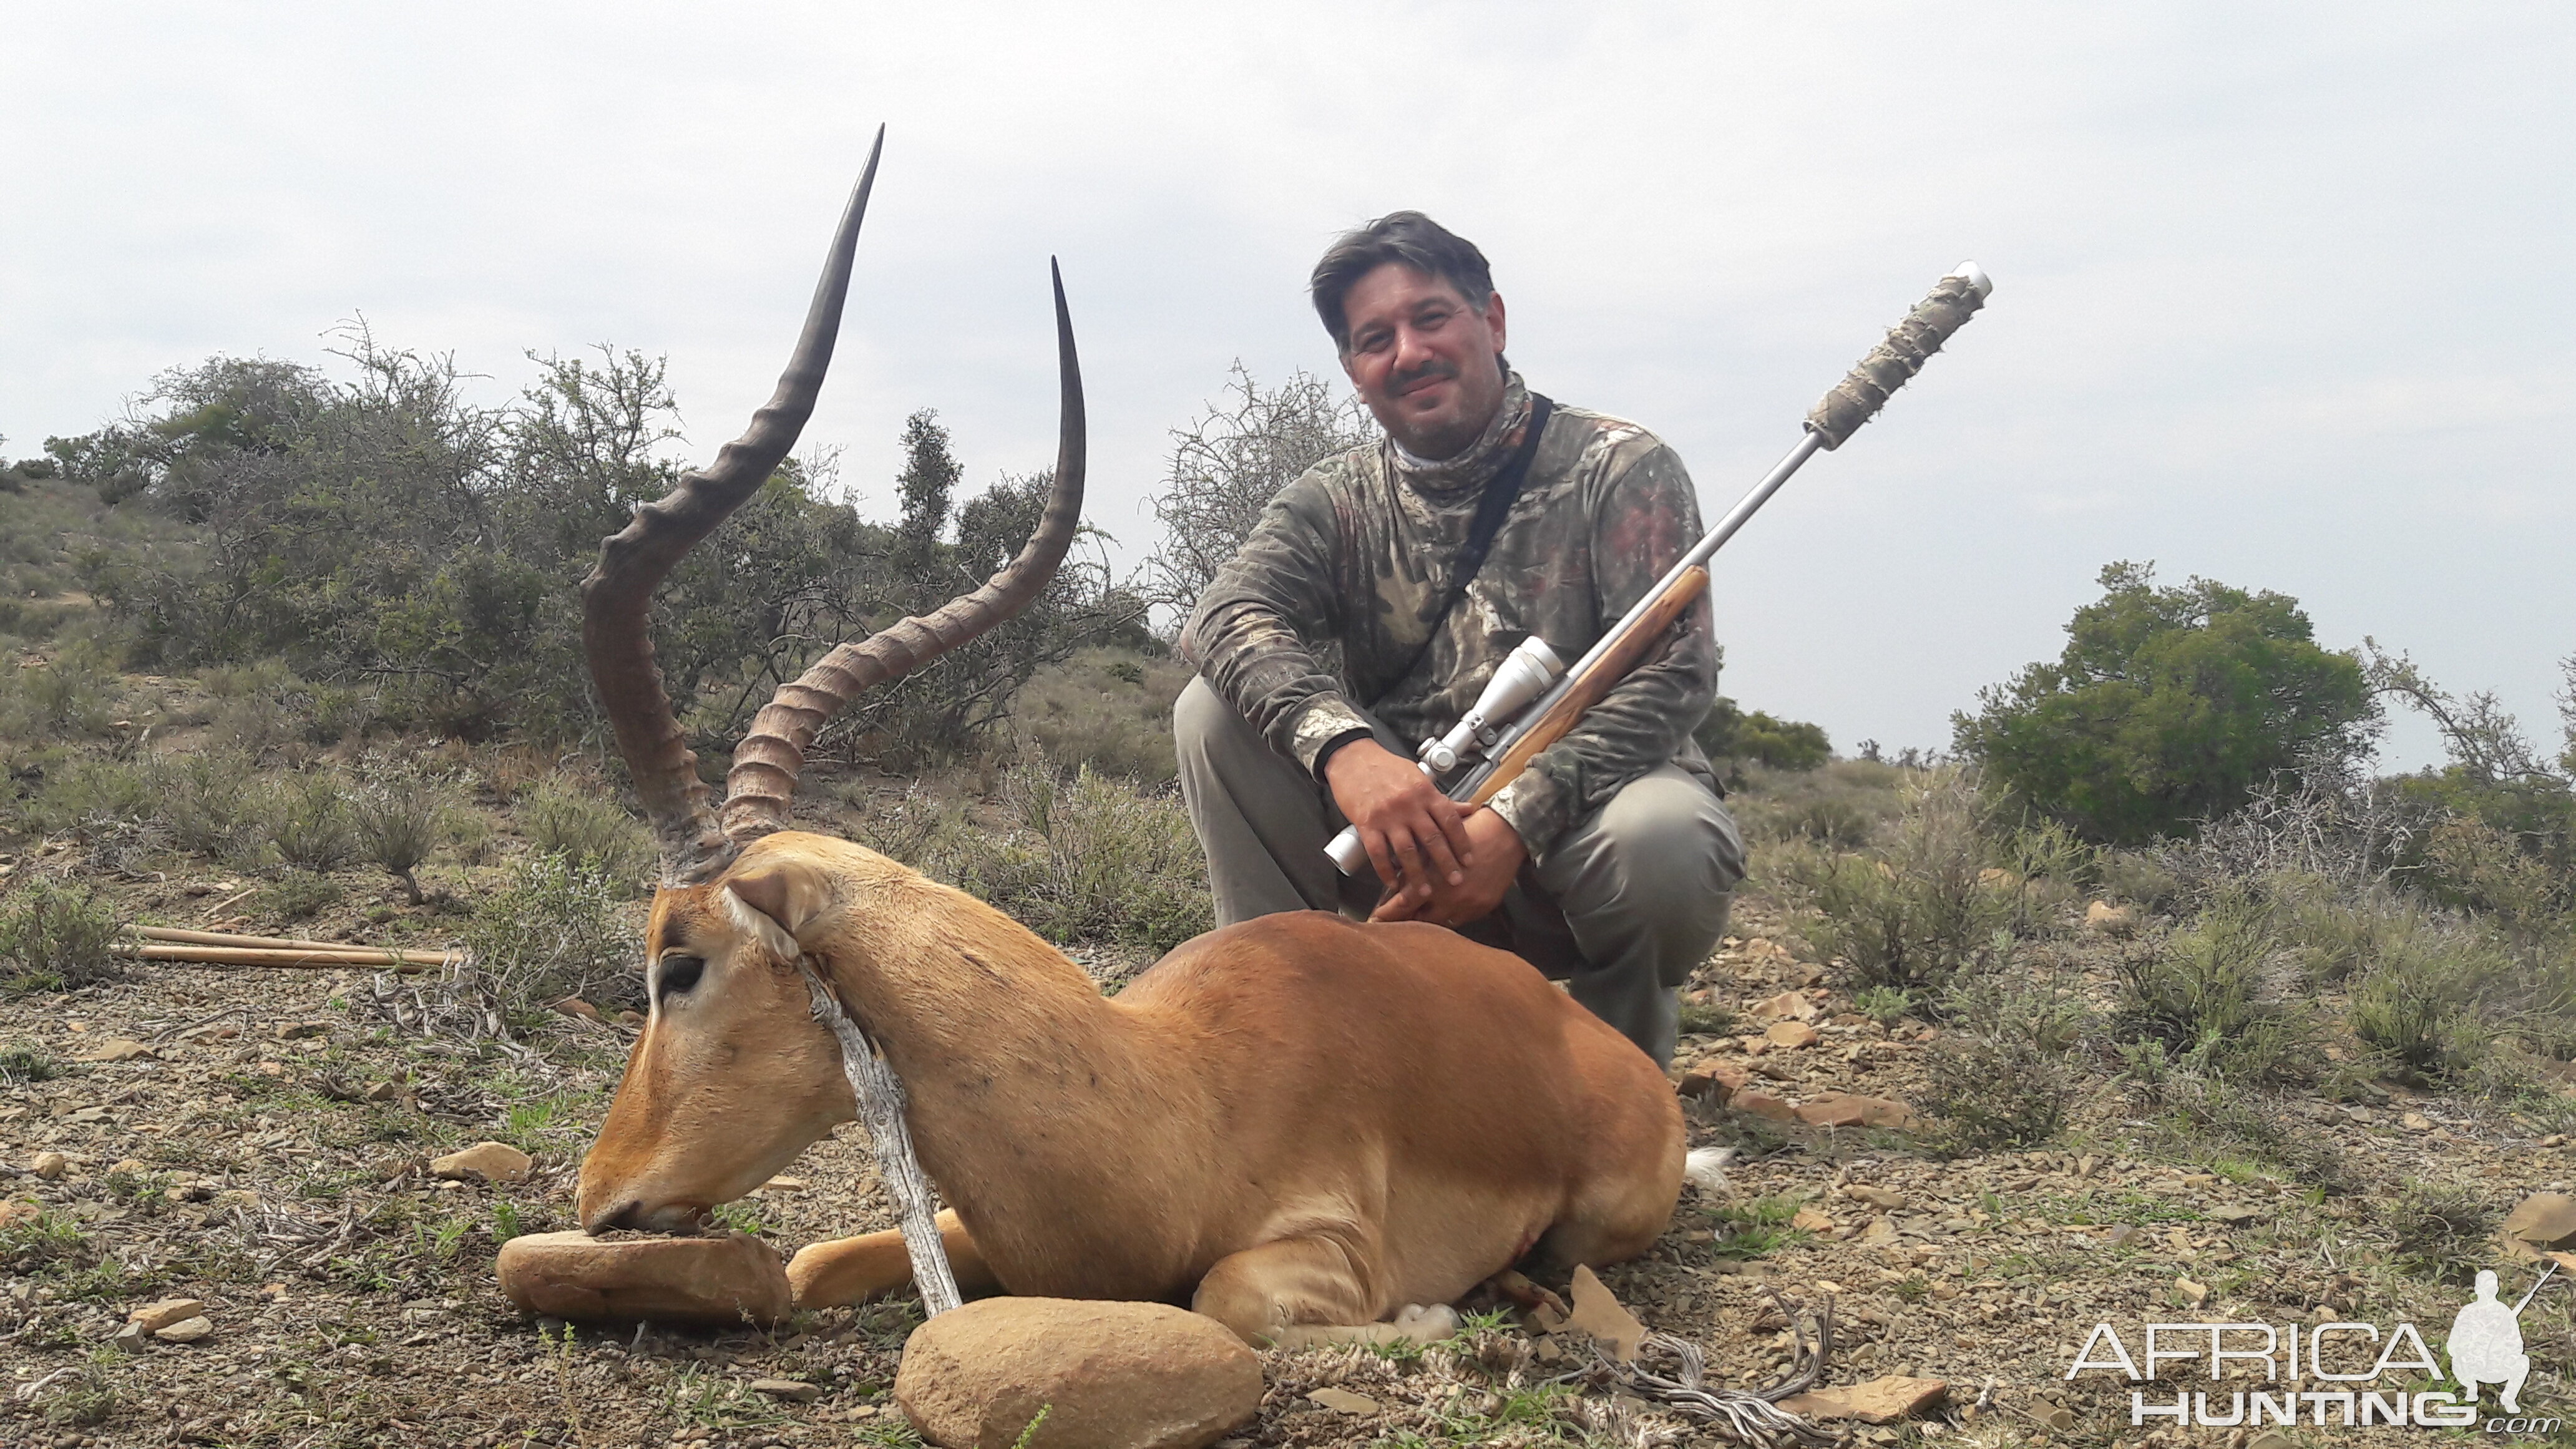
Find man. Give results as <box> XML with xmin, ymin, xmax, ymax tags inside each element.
<box><xmin>1175</xmin><ymin>210</ymin><xmax>1743</xmax><ymax>1067</ymax></box>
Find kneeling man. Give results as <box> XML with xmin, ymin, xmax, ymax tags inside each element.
<box><xmin>1176</xmin><ymin>210</ymin><xmax>1742</xmax><ymax>1067</ymax></box>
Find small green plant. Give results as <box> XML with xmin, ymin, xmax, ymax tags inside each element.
<box><xmin>0</xmin><ymin>1040</ymin><xmax>60</xmax><ymax>1083</ymax></box>
<box><xmin>1677</xmin><ymin>996</ymin><xmax>1735</xmax><ymax>1036</ymax></box>
<box><xmin>2111</xmin><ymin>890</ymin><xmax>2308</xmax><ymax>1081</ymax></box>
<box><xmin>1852</xmin><ymin>985</ymin><xmax>1916</xmax><ymax>1028</ymax></box>
<box><xmin>39</xmin><ymin>1348</ymin><xmax>121</xmax><ymax>1427</ymax></box>
<box><xmin>0</xmin><ymin>879</ymin><xmax>124</xmax><ymax>993</ymax></box>
<box><xmin>0</xmin><ymin>1206</ymin><xmax>96</xmax><ymax>1271</ymax></box>
<box><xmin>2384</xmin><ymin>1182</ymin><xmax>2496</xmax><ymax>1286</ymax></box>
<box><xmin>1705</xmin><ymin>1195</ymin><xmax>1812</xmax><ymax>1259</ymax></box>
<box><xmin>266</xmin><ymin>773</ymin><xmax>360</xmax><ymax>871</ymax></box>
<box><xmin>1920</xmin><ymin>967</ymin><xmax>2092</xmax><ymax>1149</ymax></box>
<box><xmin>707</xmin><ymin>1201</ymin><xmax>769</xmax><ymax>1236</ymax></box>
<box><xmin>353</xmin><ymin>759</ymin><xmax>452</xmax><ymax>904</ymax></box>
<box><xmin>519</xmin><ymin>774</ymin><xmax>650</xmax><ymax>887</ymax></box>
<box><xmin>258</xmin><ymin>871</ymin><xmax>345</xmax><ymax>922</ymax></box>
<box><xmin>492</xmin><ymin>1200</ymin><xmax>526</xmax><ymax>1242</ymax></box>
<box><xmin>149</xmin><ymin>748</ymin><xmax>265</xmax><ymax>861</ymax></box>
<box><xmin>1010</xmin><ymin>1405</ymin><xmax>1053</xmax><ymax>1449</ymax></box>
<box><xmin>460</xmin><ymin>851</ymin><xmax>639</xmax><ymax>1020</ymax></box>
<box><xmin>1782</xmin><ymin>771</ymin><xmax>2012</xmax><ymax>991</ymax></box>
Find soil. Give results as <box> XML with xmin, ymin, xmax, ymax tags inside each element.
<box><xmin>7</xmin><ymin>837</ymin><xmax>2574</xmax><ymax>1449</ymax></box>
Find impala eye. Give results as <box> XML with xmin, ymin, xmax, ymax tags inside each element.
<box><xmin>656</xmin><ymin>954</ymin><xmax>706</xmax><ymax>999</ymax></box>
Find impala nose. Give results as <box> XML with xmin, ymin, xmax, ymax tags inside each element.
<box><xmin>583</xmin><ymin>1197</ymin><xmax>646</xmax><ymax>1234</ymax></box>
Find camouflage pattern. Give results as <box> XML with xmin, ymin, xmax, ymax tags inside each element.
<box><xmin>1181</xmin><ymin>371</ymin><xmax>1719</xmax><ymax>866</ymax></box>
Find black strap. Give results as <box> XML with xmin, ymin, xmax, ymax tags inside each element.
<box><xmin>1378</xmin><ymin>395</ymin><xmax>1553</xmax><ymax>700</ymax></box>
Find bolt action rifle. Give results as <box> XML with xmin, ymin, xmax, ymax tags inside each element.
<box><xmin>1327</xmin><ymin>261</ymin><xmax>1996</xmax><ymax>876</ymax></box>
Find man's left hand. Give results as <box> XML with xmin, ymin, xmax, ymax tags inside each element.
<box><xmin>1371</xmin><ymin>807</ymin><xmax>1525</xmax><ymax>927</ymax></box>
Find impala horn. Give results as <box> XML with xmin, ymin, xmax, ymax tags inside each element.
<box><xmin>580</xmin><ymin>127</ymin><xmax>1088</xmax><ymax>884</ymax></box>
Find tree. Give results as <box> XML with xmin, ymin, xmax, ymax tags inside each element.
<box><xmin>1695</xmin><ymin>696</ymin><xmax>1832</xmax><ymax>776</ymax></box>
<box><xmin>893</xmin><ymin>408</ymin><xmax>959</xmax><ymax>570</ymax></box>
<box><xmin>1953</xmin><ymin>562</ymin><xmax>2378</xmax><ymax>846</ymax></box>
<box><xmin>1144</xmin><ymin>363</ymin><xmax>1373</xmax><ymax>626</ymax></box>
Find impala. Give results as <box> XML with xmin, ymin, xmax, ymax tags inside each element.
<box><xmin>571</xmin><ymin>134</ymin><xmax>1695</xmax><ymax>1344</ymax></box>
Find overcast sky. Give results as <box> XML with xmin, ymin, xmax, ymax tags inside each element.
<box><xmin>6</xmin><ymin>2</ymin><xmax>2569</xmax><ymax>768</ymax></box>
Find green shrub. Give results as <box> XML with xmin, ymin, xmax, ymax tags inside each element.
<box><xmin>0</xmin><ymin>640</ymin><xmax>124</xmax><ymax>739</ymax></box>
<box><xmin>0</xmin><ymin>880</ymin><xmax>124</xmax><ymax>993</ymax></box>
<box><xmin>0</xmin><ymin>1040</ymin><xmax>59</xmax><ymax>1083</ymax></box>
<box><xmin>2346</xmin><ymin>925</ymin><xmax>2499</xmax><ymax>1078</ymax></box>
<box><xmin>265</xmin><ymin>773</ymin><xmax>359</xmax><ymax>871</ymax></box>
<box><xmin>258</xmin><ymin>872</ymin><xmax>344</xmax><ymax>922</ymax></box>
<box><xmin>1919</xmin><ymin>959</ymin><xmax>2094</xmax><ymax>1150</ymax></box>
<box><xmin>2097</xmin><ymin>850</ymin><xmax>2184</xmax><ymax>912</ymax></box>
<box><xmin>2110</xmin><ymin>891</ymin><xmax>2307</xmax><ymax>1080</ymax></box>
<box><xmin>518</xmin><ymin>775</ymin><xmax>650</xmax><ymax>889</ymax></box>
<box><xmin>1730</xmin><ymin>759</ymin><xmax>1905</xmax><ymax>849</ymax></box>
<box><xmin>1014</xmin><ymin>646</ymin><xmax>1194</xmax><ymax>783</ymax></box>
<box><xmin>148</xmin><ymin>748</ymin><xmax>264</xmax><ymax>861</ymax></box>
<box><xmin>462</xmin><ymin>852</ymin><xmax>640</xmax><ymax>1019</ymax></box>
<box><xmin>2419</xmin><ymin>818</ymin><xmax>2566</xmax><ymax>929</ymax></box>
<box><xmin>856</xmin><ymin>762</ymin><xmax>1213</xmax><ymax>955</ymax></box>
<box><xmin>353</xmin><ymin>760</ymin><xmax>452</xmax><ymax>904</ymax></box>
<box><xmin>2383</xmin><ymin>1182</ymin><xmax>2496</xmax><ymax>1285</ymax></box>
<box><xmin>1783</xmin><ymin>772</ymin><xmax>2012</xmax><ymax>991</ymax></box>
<box><xmin>1954</xmin><ymin>562</ymin><xmax>2378</xmax><ymax>846</ymax></box>
<box><xmin>26</xmin><ymin>754</ymin><xmax>157</xmax><ymax>837</ymax></box>
<box><xmin>1695</xmin><ymin>696</ymin><xmax>1832</xmax><ymax>774</ymax></box>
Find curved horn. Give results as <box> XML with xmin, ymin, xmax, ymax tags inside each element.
<box><xmin>581</xmin><ymin>129</ymin><xmax>883</xmax><ymax>886</ymax></box>
<box><xmin>721</xmin><ymin>259</ymin><xmax>1086</xmax><ymax>842</ymax></box>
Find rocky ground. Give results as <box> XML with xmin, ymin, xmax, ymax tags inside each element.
<box><xmin>7</xmin><ymin>864</ymin><xmax>2575</xmax><ymax>1449</ymax></box>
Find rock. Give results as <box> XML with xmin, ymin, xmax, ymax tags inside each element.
<box><xmin>155</xmin><ymin>1315</ymin><xmax>215</xmax><ymax>1344</ymax></box>
<box><xmin>127</xmin><ymin>1298</ymin><xmax>207</xmax><ymax>1332</ymax></box>
<box><xmin>497</xmin><ymin>1230</ymin><xmax>793</xmax><ymax>1327</ymax></box>
<box><xmin>2105</xmin><ymin>1224</ymin><xmax>2140</xmax><ymax>1249</ymax></box>
<box><xmin>1734</xmin><ymin>1091</ymin><xmax>1797</xmax><ymax>1122</ymax></box>
<box><xmin>2085</xmin><ymin>900</ymin><xmax>2137</xmax><ymax>935</ymax></box>
<box><xmin>1795</xmin><ymin>1093</ymin><xmax>1916</xmax><ymax>1130</ymax></box>
<box><xmin>1752</xmin><ymin>991</ymin><xmax>1818</xmax><ymax>1022</ymax></box>
<box><xmin>1792</xmin><ymin>1207</ymin><xmax>1836</xmax><ymax>1233</ymax></box>
<box><xmin>2249</xmin><ymin>1433</ymin><xmax>2296</xmax><ymax>1449</ymax></box>
<box><xmin>0</xmin><ymin>1199</ymin><xmax>41</xmax><ymax>1227</ymax></box>
<box><xmin>2209</xmin><ymin>1204</ymin><xmax>2263</xmax><ymax>1224</ymax></box>
<box><xmin>2176</xmin><ymin>1277</ymin><xmax>2210</xmax><ymax>1305</ymax></box>
<box><xmin>1844</xmin><ymin>1186</ymin><xmax>1908</xmax><ymax>1211</ymax></box>
<box><xmin>616</xmin><ymin>1010</ymin><xmax>646</xmax><ymax>1027</ymax></box>
<box><xmin>759</xmin><ymin>1176</ymin><xmax>809</xmax><ymax>1193</ymax></box>
<box><xmin>1856</xmin><ymin>1217</ymin><xmax>1902</xmax><ymax>1249</ymax></box>
<box><xmin>1780</xmin><ymin>1375</ymin><xmax>1948</xmax><ymax>1423</ymax></box>
<box><xmin>752</xmin><ymin>1378</ymin><xmax>823</xmax><ymax>1403</ymax></box>
<box><xmin>363</xmin><ymin>1081</ymin><xmax>406</xmax><ymax>1103</ymax></box>
<box><xmin>550</xmin><ymin>997</ymin><xmax>602</xmax><ymax>1022</ymax></box>
<box><xmin>895</xmin><ymin>1297</ymin><xmax>1261</xmax><ymax>1449</ymax></box>
<box><xmin>80</xmin><ymin>1038</ymin><xmax>156</xmax><ymax>1063</ymax></box>
<box><xmin>1765</xmin><ymin>1020</ymin><xmax>1820</xmax><ymax>1049</ymax></box>
<box><xmin>1677</xmin><ymin>1064</ymin><xmax>1747</xmax><ymax>1103</ymax></box>
<box><xmin>1560</xmin><ymin>1264</ymin><xmax>1646</xmax><ymax>1361</ymax></box>
<box><xmin>1307</xmin><ymin>1388</ymin><xmax>1381</xmax><ymax>1415</ymax></box>
<box><xmin>31</xmin><ymin>1151</ymin><xmax>68</xmax><ymax>1181</ymax></box>
<box><xmin>2505</xmin><ymin>1193</ymin><xmax>2576</xmax><ymax>1249</ymax></box>
<box><xmin>110</xmin><ymin>1320</ymin><xmax>150</xmax><ymax>1352</ymax></box>
<box><xmin>2401</xmin><ymin>1111</ymin><xmax>2434</xmax><ymax>1131</ymax></box>
<box><xmin>2032</xmin><ymin>1402</ymin><xmax>2077</xmax><ymax>1432</ymax></box>
<box><xmin>275</xmin><ymin>1022</ymin><xmax>326</xmax><ymax>1040</ymax></box>
<box><xmin>108</xmin><ymin>1158</ymin><xmax>149</xmax><ymax>1176</ymax></box>
<box><xmin>431</xmin><ymin>1141</ymin><xmax>532</xmax><ymax>1183</ymax></box>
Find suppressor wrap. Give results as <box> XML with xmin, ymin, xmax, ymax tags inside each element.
<box><xmin>1803</xmin><ymin>268</ymin><xmax>1989</xmax><ymax>449</ymax></box>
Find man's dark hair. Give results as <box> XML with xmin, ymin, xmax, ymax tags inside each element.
<box><xmin>1309</xmin><ymin>211</ymin><xmax>1495</xmax><ymax>354</ymax></box>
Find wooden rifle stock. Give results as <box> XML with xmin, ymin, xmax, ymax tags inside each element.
<box><xmin>1465</xmin><ymin>567</ymin><xmax>1709</xmax><ymax>807</ymax></box>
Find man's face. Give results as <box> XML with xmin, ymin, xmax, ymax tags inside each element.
<box><xmin>1339</xmin><ymin>261</ymin><xmax>1509</xmax><ymax>461</ymax></box>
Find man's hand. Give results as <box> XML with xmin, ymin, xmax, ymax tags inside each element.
<box><xmin>1371</xmin><ymin>808</ymin><xmax>1525</xmax><ymax>927</ymax></box>
<box><xmin>1324</xmin><ymin>738</ymin><xmax>1476</xmax><ymax>907</ymax></box>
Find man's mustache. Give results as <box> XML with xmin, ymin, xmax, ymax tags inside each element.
<box><xmin>1390</xmin><ymin>359</ymin><xmax>1459</xmax><ymax>394</ymax></box>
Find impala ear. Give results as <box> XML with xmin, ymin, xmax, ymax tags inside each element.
<box><xmin>724</xmin><ymin>859</ymin><xmax>833</xmax><ymax>957</ymax></box>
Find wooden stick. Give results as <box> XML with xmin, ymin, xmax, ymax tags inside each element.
<box><xmin>794</xmin><ymin>955</ymin><xmax>960</xmax><ymax>1315</ymax></box>
<box><xmin>115</xmin><ymin>944</ymin><xmax>453</xmax><ymax>972</ymax></box>
<box><xmin>134</xmin><ymin>925</ymin><xmax>350</xmax><ymax>952</ymax></box>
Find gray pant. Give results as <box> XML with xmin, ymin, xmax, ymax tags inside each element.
<box><xmin>1174</xmin><ymin>677</ymin><xmax>1744</xmax><ymax>1066</ymax></box>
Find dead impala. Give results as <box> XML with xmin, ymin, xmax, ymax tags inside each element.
<box><xmin>572</xmin><ymin>134</ymin><xmax>1692</xmax><ymax>1344</ymax></box>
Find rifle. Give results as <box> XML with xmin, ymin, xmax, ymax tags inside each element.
<box><xmin>1327</xmin><ymin>261</ymin><xmax>1996</xmax><ymax>876</ymax></box>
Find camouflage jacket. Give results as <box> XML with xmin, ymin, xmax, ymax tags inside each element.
<box><xmin>1181</xmin><ymin>371</ymin><xmax>1718</xmax><ymax>866</ymax></box>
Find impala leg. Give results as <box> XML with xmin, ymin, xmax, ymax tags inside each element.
<box><xmin>1190</xmin><ymin>1235</ymin><xmax>1458</xmax><ymax>1348</ymax></box>
<box><xmin>786</xmin><ymin>1209</ymin><xmax>997</xmax><ymax>1309</ymax></box>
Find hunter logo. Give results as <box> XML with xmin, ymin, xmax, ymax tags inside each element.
<box><xmin>2066</xmin><ymin>1264</ymin><xmax>2559</xmax><ymax>1432</ymax></box>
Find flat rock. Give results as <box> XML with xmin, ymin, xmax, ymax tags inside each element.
<box><xmin>431</xmin><ymin>1141</ymin><xmax>533</xmax><ymax>1183</ymax></box>
<box><xmin>1560</xmin><ymin>1264</ymin><xmax>1646</xmax><ymax>1361</ymax></box>
<box><xmin>2209</xmin><ymin>1204</ymin><xmax>2263</xmax><ymax>1224</ymax></box>
<box><xmin>1844</xmin><ymin>1186</ymin><xmax>1907</xmax><ymax>1211</ymax></box>
<box><xmin>752</xmin><ymin>1378</ymin><xmax>823</xmax><ymax>1403</ymax></box>
<box><xmin>128</xmin><ymin>1297</ymin><xmax>206</xmax><ymax>1332</ymax></box>
<box><xmin>2086</xmin><ymin>900</ymin><xmax>2139</xmax><ymax>935</ymax></box>
<box><xmin>155</xmin><ymin>1315</ymin><xmax>215</xmax><ymax>1344</ymax></box>
<box><xmin>1752</xmin><ymin>990</ymin><xmax>1818</xmax><ymax>1022</ymax></box>
<box><xmin>895</xmin><ymin>1297</ymin><xmax>1261</xmax><ymax>1449</ymax></box>
<box><xmin>2505</xmin><ymin>1193</ymin><xmax>2576</xmax><ymax>1249</ymax></box>
<box><xmin>80</xmin><ymin>1037</ymin><xmax>156</xmax><ymax>1062</ymax></box>
<box><xmin>1765</xmin><ymin>1020</ymin><xmax>1820</xmax><ymax>1049</ymax></box>
<box><xmin>0</xmin><ymin>1198</ymin><xmax>42</xmax><ymax>1227</ymax></box>
<box><xmin>30</xmin><ymin>1151</ymin><xmax>69</xmax><ymax>1180</ymax></box>
<box><xmin>1677</xmin><ymin>1063</ymin><xmax>1747</xmax><ymax>1103</ymax></box>
<box><xmin>495</xmin><ymin>1230</ymin><xmax>793</xmax><ymax>1327</ymax></box>
<box><xmin>1795</xmin><ymin>1093</ymin><xmax>1916</xmax><ymax>1130</ymax></box>
<box><xmin>1780</xmin><ymin>1375</ymin><xmax>1948</xmax><ymax>1423</ymax></box>
<box><xmin>1307</xmin><ymin>1388</ymin><xmax>1380</xmax><ymax>1414</ymax></box>
<box><xmin>1735</xmin><ymin>1091</ymin><xmax>1797</xmax><ymax>1123</ymax></box>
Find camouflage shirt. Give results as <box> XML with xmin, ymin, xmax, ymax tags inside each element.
<box><xmin>1181</xmin><ymin>371</ymin><xmax>1718</xmax><ymax>866</ymax></box>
